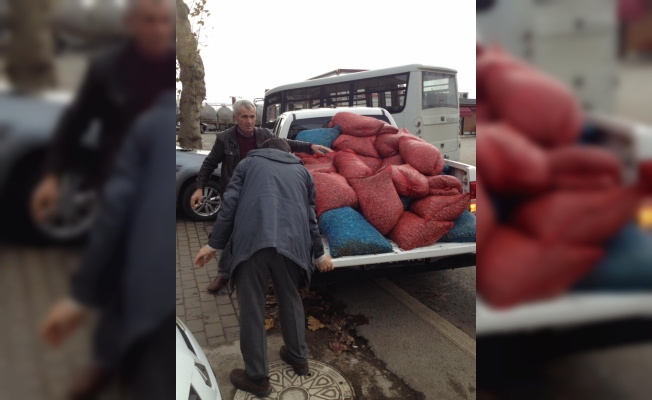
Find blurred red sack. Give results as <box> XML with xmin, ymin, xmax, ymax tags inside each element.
<box><xmin>329</xmin><ymin>112</ymin><xmax>385</xmax><ymax>137</ymax></box>
<box><xmin>427</xmin><ymin>175</ymin><xmax>463</xmax><ymax>196</ymax></box>
<box><xmin>388</xmin><ymin>211</ymin><xmax>453</xmax><ymax>251</ymax></box>
<box><xmin>511</xmin><ymin>187</ymin><xmax>638</xmax><ymax>245</ymax></box>
<box><xmin>479</xmin><ymin>46</ymin><xmax>583</xmax><ymax>147</ymax></box>
<box><xmin>399</xmin><ymin>137</ymin><xmax>445</xmax><ymax>176</ymax></box>
<box><xmin>547</xmin><ymin>146</ymin><xmax>623</xmax><ymax>191</ymax></box>
<box><xmin>295</xmin><ymin>152</ymin><xmax>335</xmax><ymax>165</ymax></box>
<box><xmin>410</xmin><ymin>193</ymin><xmax>470</xmax><ymax>222</ymax></box>
<box><xmin>350</xmin><ymin>167</ymin><xmax>403</xmax><ymax>235</ymax></box>
<box><xmin>382</xmin><ymin>155</ymin><xmax>404</xmax><ymax>167</ymax></box>
<box><xmin>477</xmin><ymin>227</ymin><xmax>603</xmax><ymax>308</ymax></box>
<box><xmin>477</xmin><ymin>122</ymin><xmax>551</xmax><ymax>195</ymax></box>
<box><xmin>357</xmin><ymin>155</ymin><xmax>383</xmax><ymax>173</ymax></box>
<box><xmin>312</xmin><ymin>172</ymin><xmax>359</xmax><ymax>217</ymax></box>
<box><xmin>333</xmin><ymin>134</ymin><xmax>380</xmax><ymax>158</ymax></box>
<box><xmin>389</xmin><ymin>164</ymin><xmax>430</xmax><ymax>198</ymax></box>
<box><xmin>306</xmin><ymin>163</ymin><xmax>336</xmax><ymax>174</ymax></box>
<box><xmin>333</xmin><ymin>150</ymin><xmax>373</xmax><ymax>179</ymax></box>
<box><xmin>378</xmin><ymin>123</ymin><xmax>399</xmax><ymax>135</ymax></box>
<box><xmin>375</xmin><ymin>128</ymin><xmax>421</xmax><ymax>157</ymax></box>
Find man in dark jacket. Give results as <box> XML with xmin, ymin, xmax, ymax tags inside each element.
<box><xmin>30</xmin><ymin>0</ymin><xmax>175</xmax><ymax>223</ymax></box>
<box><xmin>191</xmin><ymin>99</ymin><xmax>332</xmax><ymax>293</ymax></box>
<box><xmin>40</xmin><ymin>90</ymin><xmax>176</xmax><ymax>399</ymax></box>
<box><xmin>194</xmin><ymin>138</ymin><xmax>334</xmax><ymax>397</ymax></box>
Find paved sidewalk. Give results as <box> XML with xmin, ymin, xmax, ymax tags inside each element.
<box><xmin>175</xmin><ymin>218</ymin><xmax>242</xmax><ymax>346</ymax></box>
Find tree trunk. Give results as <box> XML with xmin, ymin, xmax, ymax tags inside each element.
<box><xmin>5</xmin><ymin>0</ymin><xmax>57</xmax><ymax>91</ymax></box>
<box><xmin>176</xmin><ymin>0</ymin><xmax>205</xmax><ymax>149</ymax></box>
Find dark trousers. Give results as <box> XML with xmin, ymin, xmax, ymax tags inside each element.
<box><xmin>233</xmin><ymin>248</ymin><xmax>308</xmax><ymax>379</ymax></box>
<box><xmin>216</xmin><ymin>235</ymin><xmax>232</xmax><ymax>279</ymax></box>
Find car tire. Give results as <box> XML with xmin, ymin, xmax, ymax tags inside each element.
<box><xmin>181</xmin><ymin>180</ymin><xmax>221</xmax><ymax>221</ymax></box>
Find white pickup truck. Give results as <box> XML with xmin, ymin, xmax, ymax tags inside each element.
<box><xmin>271</xmin><ymin>106</ymin><xmax>477</xmax><ymax>279</ymax></box>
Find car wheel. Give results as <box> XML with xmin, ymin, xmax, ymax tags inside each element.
<box><xmin>181</xmin><ymin>180</ymin><xmax>221</xmax><ymax>221</ymax></box>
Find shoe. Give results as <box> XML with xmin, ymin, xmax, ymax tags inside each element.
<box><xmin>229</xmin><ymin>369</ymin><xmax>272</xmax><ymax>397</ymax></box>
<box><xmin>280</xmin><ymin>345</ymin><xmax>310</xmax><ymax>376</ymax></box>
<box><xmin>207</xmin><ymin>276</ymin><xmax>228</xmax><ymax>293</ymax></box>
<box><xmin>68</xmin><ymin>364</ymin><xmax>110</xmax><ymax>400</ymax></box>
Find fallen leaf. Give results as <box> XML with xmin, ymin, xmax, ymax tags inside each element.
<box><xmin>329</xmin><ymin>340</ymin><xmax>348</xmax><ymax>356</ymax></box>
<box><xmin>265</xmin><ymin>318</ymin><xmax>274</xmax><ymax>331</ymax></box>
<box><xmin>307</xmin><ymin>316</ymin><xmax>325</xmax><ymax>331</ymax></box>
<box><xmin>339</xmin><ymin>333</ymin><xmax>355</xmax><ymax>346</ymax></box>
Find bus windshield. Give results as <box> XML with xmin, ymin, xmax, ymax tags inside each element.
<box><xmin>422</xmin><ymin>71</ymin><xmax>458</xmax><ymax>109</ymax></box>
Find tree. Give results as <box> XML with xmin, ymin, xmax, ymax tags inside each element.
<box><xmin>5</xmin><ymin>0</ymin><xmax>57</xmax><ymax>91</ymax></box>
<box><xmin>176</xmin><ymin>0</ymin><xmax>208</xmax><ymax>149</ymax></box>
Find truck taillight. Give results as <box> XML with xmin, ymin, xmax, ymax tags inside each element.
<box><xmin>469</xmin><ymin>182</ymin><xmax>476</xmax><ymax>214</ymax></box>
<box><xmin>470</xmin><ymin>182</ymin><xmax>476</xmax><ymax>199</ymax></box>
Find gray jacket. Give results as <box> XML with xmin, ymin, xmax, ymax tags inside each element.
<box><xmin>208</xmin><ymin>149</ymin><xmax>325</xmax><ymax>282</ymax></box>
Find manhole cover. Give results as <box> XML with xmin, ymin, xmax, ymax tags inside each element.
<box><xmin>233</xmin><ymin>360</ymin><xmax>355</xmax><ymax>399</ymax></box>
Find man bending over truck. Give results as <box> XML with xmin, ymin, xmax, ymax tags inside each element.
<box><xmin>194</xmin><ymin>138</ymin><xmax>333</xmax><ymax>397</ymax></box>
<box><xmin>191</xmin><ymin>99</ymin><xmax>332</xmax><ymax>293</ymax></box>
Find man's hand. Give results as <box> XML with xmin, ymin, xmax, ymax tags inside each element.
<box><xmin>191</xmin><ymin>188</ymin><xmax>204</xmax><ymax>210</ymax></box>
<box><xmin>31</xmin><ymin>174</ymin><xmax>60</xmax><ymax>222</ymax></box>
<box><xmin>195</xmin><ymin>245</ymin><xmax>217</xmax><ymax>268</ymax></box>
<box><xmin>311</xmin><ymin>145</ymin><xmax>333</xmax><ymax>156</ymax></box>
<box><xmin>40</xmin><ymin>299</ymin><xmax>87</xmax><ymax>347</ymax></box>
<box><xmin>316</xmin><ymin>255</ymin><xmax>334</xmax><ymax>273</ymax></box>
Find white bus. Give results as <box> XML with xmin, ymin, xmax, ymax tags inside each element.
<box><xmin>262</xmin><ymin>64</ymin><xmax>462</xmax><ymax>160</ymax></box>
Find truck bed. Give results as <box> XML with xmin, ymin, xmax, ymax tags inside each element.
<box><xmin>325</xmin><ymin>237</ymin><xmax>476</xmax><ymax>268</ymax></box>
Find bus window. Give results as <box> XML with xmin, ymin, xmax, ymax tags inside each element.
<box><xmin>351</xmin><ymin>74</ymin><xmax>408</xmax><ymax>114</ymax></box>
<box><xmin>265</xmin><ymin>93</ymin><xmax>282</xmax><ymax>125</ymax></box>
<box><xmin>324</xmin><ymin>83</ymin><xmax>351</xmax><ymax>108</ymax></box>
<box><xmin>422</xmin><ymin>71</ymin><xmax>458</xmax><ymax>109</ymax></box>
<box><xmin>285</xmin><ymin>87</ymin><xmax>321</xmax><ymax>111</ymax></box>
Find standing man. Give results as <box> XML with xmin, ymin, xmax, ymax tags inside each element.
<box><xmin>30</xmin><ymin>0</ymin><xmax>176</xmax><ymax>223</ymax></box>
<box><xmin>191</xmin><ymin>99</ymin><xmax>332</xmax><ymax>293</ymax></box>
<box><xmin>194</xmin><ymin>138</ymin><xmax>334</xmax><ymax>397</ymax></box>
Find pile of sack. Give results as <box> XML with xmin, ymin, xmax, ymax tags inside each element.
<box><xmin>476</xmin><ymin>45</ymin><xmax>645</xmax><ymax>308</ymax></box>
<box><xmin>294</xmin><ymin>112</ymin><xmax>474</xmax><ymax>258</ymax></box>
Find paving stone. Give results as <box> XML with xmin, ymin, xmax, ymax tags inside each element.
<box><xmin>193</xmin><ymin>332</ymin><xmax>207</xmax><ymax>347</ymax></box>
<box><xmin>221</xmin><ymin>315</ymin><xmax>239</xmax><ymax>328</ymax></box>
<box><xmin>216</xmin><ymin>295</ymin><xmax>232</xmax><ymax>305</ymax></box>
<box><xmin>181</xmin><ymin>272</ymin><xmax>195</xmax><ymax>282</ymax></box>
<box><xmin>205</xmin><ymin>323</ymin><xmax>224</xmax><ymax>338</ymax></box>
<box><xmin>218</xmin><ymin>303</ymin><xmax>235</xmax><ymax>316</ymax></box>
<box><xmin>184</xmin><ymin>288</ymin><xmax>199</xmax><ymax>298</ymax></box>
<box><xmin>200</xmin><ymin>300</ymin><xmax>218</xmax><ymax>313</ymax></box>
<box><xmin>185</xmin><ymin>307</ymin><xmax>202</xmax><ymax>321</ymax></box>
<box><xmin>176</xmin><ymin>305</ymin><xmax>185</xmax><ymax>316</ymax></box>
<box><xmin>202</xmin><ymin>313</ymin><xmax>222</xmax><ymax>325</ymax></box>
<box><xmin>208</xmin><ymin>336</ymin><xmax>226</xmax><ymax>346</ymax></box>
<box><xmin>195</xmin><ymin>274</ymin><xmax>210</xmax><ymax>284</ymax></box>
<box><xmin>185</xmin><ymin>319</ymin><xmax>204</xmax><ymax>333</ymax></box>
<box><xmin>224</xmin><ymin>327</ymin><xmax>240</xmax><ymax>342</ymax></box>
<box><xmin>185</xmin><ymin>297</ymin><xmax>201</xmax><ymax>309</ymax></box>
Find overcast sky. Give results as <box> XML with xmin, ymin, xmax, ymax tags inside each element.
<box><xmin>180</xmin><ymin>0</ymin><xmax>476</xmax><ymax>104</ymax></box>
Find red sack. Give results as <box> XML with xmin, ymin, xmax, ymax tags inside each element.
<box><xmin>479</xmin><ymin>46</ymin><xmax>583</xmax><ymax>147</ymax></box>
<box><xmin>427</xmin><ymin>175</ymin><xmax>463</xmax><ymax>196</ymax></box>
<box><xmin>333</xmin><ymin>150</ymin><xmax>373</xmax><ymax>180</ymax></box>
<box><xmin>388</xmin><ymin>212</ymin><xmax>453</xmax><ymax>251</ymax></box>
<box><xmin>511</xmin><ymin>187</ymin><xmax>638</xmax><ymax>245</ymax></box>
<box><xmin>311</xmin><ymin>172</ymin><xmax>359</xmax><ymax>217</ymax></box>
<box><xmin>548</xmin><ymin>146</ymin><xmax>622</xmax><ymax>191</ymax></box>
<box><xmin>332</xmin><ymin>134</ymin><xmax>379</xmax><ymax>158</ymax></box>
<box><xmin>399</xmin><ymin>136</ymin><xmax>445</xmax><ymax>176</ymax></box>
<box><xmin>357</xmin><ymin>155</ymin><xmax>383</xmax><ymax>173</ymax></box>
<box><xmin>410</xmin><ymin>193</ymin><xmax>470</xmax><ymax>222</ymax></box>
<box><xmin>349</xmin><ymin>168</ymin><xmax>403</xmax><ymax>235</ymax></box>
<box><xmin>389</xmin><ymin>164</ymin><xmax>430</xmax><ymax>198</ymax></box>
<box><xmin>476</xmin><ymin>181</ymin><xmax>495</xmax><ymax>254</ymax></box>
<box><xmin>477</xmin><ymin>122</ymin><xmax>551</xmax><ymax>195</ymax></box>
<box><xmin>375</xmin><ymin>128</ymin><xmax>421</xmax><ymax>157</ymax></box>
<box><xmin>306</xmin><ymin>163</ymin><xmax>336</xmax><ymax>174</ymax></box>
<box><xmin>295</xmin><ymin>152</ymin><xmax>334</xmax><ymax>165</ymax></box>
<box><xmin>382</xmin><ymin>155</ymin><xmax>404</xmax><ymax>167</ymax></box>
<box><xmin>477</xmin><ymin>227</ymin><xmax>602</xmax><ymax>308</ymax></box>
<box><xmin>377</xmin><ymin>123</ymin><xmax>399</xmax><ymax>136</ymax></box>
<box><xmin>330</xmin><ymin>112</ymin><xmax>385</xmax><ymax>137</ymax></box>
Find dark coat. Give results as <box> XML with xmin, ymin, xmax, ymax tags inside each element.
<box><xmin>70</xmin><ymin>90</ymin><xmax>176</xmax><ymax>368</ymax></box>
<box><xmin>195</xmin><ymin>126</ymin><xmax>313</xmax><ymax>197</ymax></box>
<box><xmin>45</xmin><ymin>40</ymin><xmax>175</xmax><ymax>184</ymax></box>
<box><xmin>207</xmin><ymin>149</ymin><xmax>325</xmax><ymax>282</ymax></box>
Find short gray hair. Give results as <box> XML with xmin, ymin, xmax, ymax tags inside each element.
<box><xmin>233</xmin><ymin>100</ymin><xmax>256</xmax><ymax>116</ymax></box>
<box><xmin>127</xmin><ymin>0</ymin><xmax>174</xmax><ymax>14</ymax></box>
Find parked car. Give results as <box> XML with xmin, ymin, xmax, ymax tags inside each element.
<box><xmin>0</xmin><ymin>83</ymin><xmax>99</xmax><ymax>244</ymax></box>
<box><xmin>176</xmin><ymin>146</ymin><xmax>221</xmax><ymax>221</ymax></box>
<box><xmin>176</xmin><ymin>317</ymin><xmax>222</xmax><ymax>400</ymax></box>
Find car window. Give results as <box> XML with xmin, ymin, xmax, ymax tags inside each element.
<box><xmin>287</xmin><ymin>114</ymin><xmax>390</xmax><ymax>140</ymax></box>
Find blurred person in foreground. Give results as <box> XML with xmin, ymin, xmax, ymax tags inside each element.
<box><xmin>476</xmin><ymin>44</ymin><xmax>652</xmax><ymax>309</ymax></box>
<box><xmin>194</xmin><ymin>138</ymin><xmax>334</xmax><ymax>397</ymax></box>
<box><xmin>40</xmin><ymin>89</ymin><xmax>176</xmax><ymax>399</ymax></box>
<box><xmin>191</xmin><ymin>100</ymin><xmax>333</xmax><ymax>293</ymax></box>
<box><xmin>30</xmin><ymin>0</ymin><xmax>175</xmax><ymax>224</ymax></box>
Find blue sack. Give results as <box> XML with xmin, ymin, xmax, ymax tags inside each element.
<box><xmin>574</xmin><ymin>223</ymin><xmax>652</xmax><ymax>291</ymax></box>
<box><xmin>400</xmin><ymin>196</ymin><xmax>414</xmax><ymax>211</ymax></box>
<box><xmin>319</xmin><ymin>207</ymin><xmax>393</xmax><ymax>258</ymax></box>
<box><xmin>296</xmin><ymin>126</ymin><xmax>341</xmax><ymax>148</ymax></box>
<box><xmin>440</xmin><ymin>210</ymin><xmax>476</xmax><ymax>242</ymax></box>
